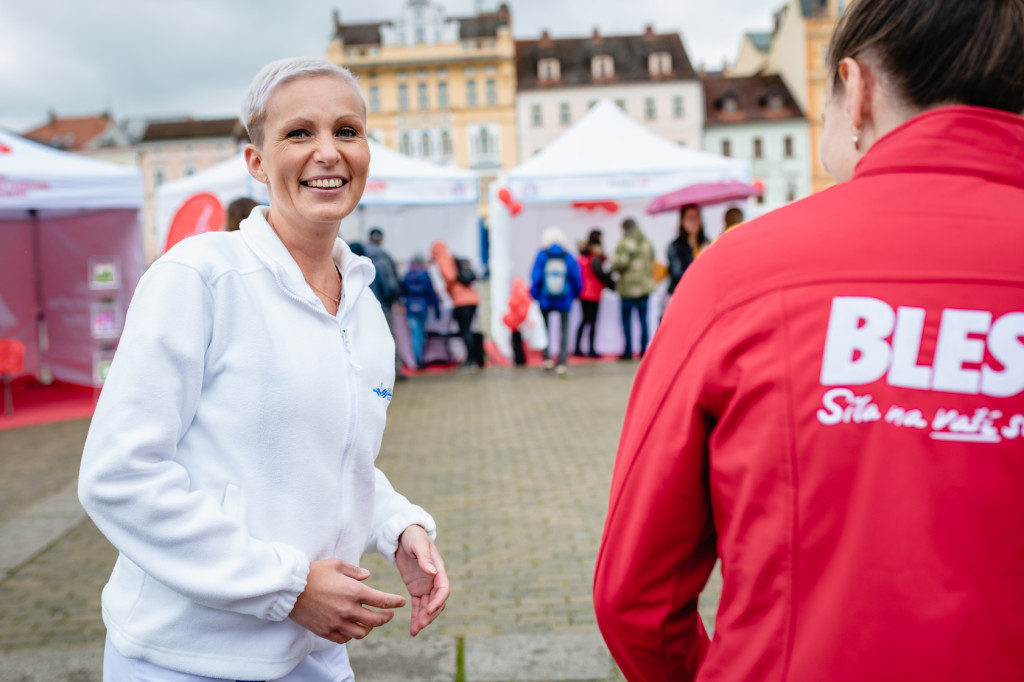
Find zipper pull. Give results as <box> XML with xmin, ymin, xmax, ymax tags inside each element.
<box><xmin>341</xmin><ymin>328</ymin><xmax>362</xmax><ymax>369</ymax></box>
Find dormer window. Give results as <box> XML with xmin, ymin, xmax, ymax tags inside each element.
<box><xmin>591</xmin><ymin>54</ymin><xmax>614</xmax><ymax>79</ymax></box>
<box><xmin>762</xmin><ymin>92</ymin><xmax>785</xmax><ymax>110</ymax></box>
<box><xmin>538</xmin><ymin>57</ymin><xmax>560</xmax><ymax>82</ymax></box>
<box><xmin>648</xmin><ymin>51</ymin><xmax>672</xmax><ymax>76</ymax></box>
<box><xmin>720</xmin><ymin>94</ymin><xmax>740</xmax><ymax>113</ymax></box>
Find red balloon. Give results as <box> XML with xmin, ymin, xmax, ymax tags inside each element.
<box><xmin>504</xmin><ymin>278</ymin><xmax>532</xmax><ymax>329</ymax></box>
<box><xmin>509</xmin><ymin>201</ymin><xmax>523</xmax><ymax>216</ymax></box>
<box><xmin>497</xmin><ymin>187</ymin><xmax>512</xmax><ymax>206</ymax></box>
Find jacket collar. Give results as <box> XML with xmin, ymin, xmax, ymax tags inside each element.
<box><xmin>239</xmin><ymin>206</ymin><xmax>376</xmax><ymax>318</ymax></box>
<box><xmin>855</xmin><ymin>105</ymin><xmax>1024</xmax><ymax>188</ymax></box>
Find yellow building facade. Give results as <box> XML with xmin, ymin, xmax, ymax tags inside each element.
<box><xmin>729</xmin><ymin>0</ymin><xmax>841</xmax><ymax>193</ymax></box>
<box><xmin>327</xmin><ymin>1</ymin><xmax>517</xmax><ymax>212</ymax></box>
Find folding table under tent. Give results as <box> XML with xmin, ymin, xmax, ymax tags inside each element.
<box><xmin>0</xmin><ymin>130</ymin><xmax>144</xmax><ymax>389</ymax></box>
<box><xmin>487</xmin><ymin>100</ymin><xmax>751</xmax><ymax>359</ymax></box>
<box><xmin>155</xmin><ymin>140</ymin><xmax>482</xmax><ymax>269</ymax></box>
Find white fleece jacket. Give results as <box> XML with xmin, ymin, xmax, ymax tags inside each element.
<box><xmin>78</xmin><ymin>207</ymin><xmax>436</xmax><ymax>680</ymax></box>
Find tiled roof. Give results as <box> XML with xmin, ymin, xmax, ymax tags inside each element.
<box><xmin>333</xmin><ymin>3</ymin><xmax>509</xmax><ymax>45</ymax></box>
<box><xmin>335</xmin><ymin>22</ymin><xmax>386</xmax><ymax>46</ymax></box>
<box><xmin>141</xmin><ymin>118</ymin><xmax>243</xmax><ymax>142</ymax></box>
<box><xmin>801</xmin><ymin>0</ymin><xmax>829</xmax><ymax>18</ymax></box>
<box><xmin>22</xmin><ymin>114</ymin><xmax>113</xmax><ymax>150</ymax></box>
<box><xmin>747</xmin><ymin>31</ymin><xmax>773</xmax><ymax>52</ymax></box>
<box><xmin>703</xmin><ymin>73</ymin><xmax>805</xmax><ymax>125</ymax></box>
<box><xmin>515</xmin><ymin>29</ymin><xmax>698</xmax><ymax>90</ymax></box>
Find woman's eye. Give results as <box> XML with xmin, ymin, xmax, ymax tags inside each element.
<box><xmin>286</xmin><ymin>129</ymin><xmax>310</xmax><ymax>138</ymax></box>
<box><xmin>336</xmin><ymin>127</ymin><xmax>357</xmax><ymax>138</ymax></box>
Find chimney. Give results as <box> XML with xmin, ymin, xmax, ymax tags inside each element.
<box><xmin>539</xmin><ymin>29</ymin><xmax>553</xmax><ymax>47</ymax></box>
<box><xmin>644</xmin><ymin>24</ymin><xmax>655</xmax><ymax>38</ymax></box>
<box><xmin>48</xmin><ymin>109</ymin><xmax>58</xmax><ymax>125</ymax></box>
<box><xmin>333</xmin><ymin>9</ymin><xmax>342</xmax><ymax>33</ymax></box>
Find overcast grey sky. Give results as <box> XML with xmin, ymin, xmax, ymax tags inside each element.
<box><xmin>1</xmin><ymin>0</ymin><xmax>784</xmax><ymax>132</ymax></box>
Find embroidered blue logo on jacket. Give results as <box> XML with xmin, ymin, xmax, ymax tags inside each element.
<box><xmin>373</xmin><ymin>383</ymin><xmax>393</xmax><ymax>402</ymax></box>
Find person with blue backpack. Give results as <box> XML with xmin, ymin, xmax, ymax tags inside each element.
<box><xmin>530</xmin><ymin>227</ymin><xmax>582</xmax><ymax>375</ymax></box>
<box><xmin>400</xmin><ymin>254</ymin><xmax>441</xmax><ymax>368</ymax></box>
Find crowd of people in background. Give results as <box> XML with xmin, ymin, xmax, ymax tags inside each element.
<box><xmin>222</xmin><ymin>198</ymin><xmax>745</xmax><ymax>376</ymax></box>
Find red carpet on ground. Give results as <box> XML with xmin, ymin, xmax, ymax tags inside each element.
<box><xmin>0</xmin><ymin>379</ymin><xmax>96</xmax><ymax>431</ymax></box>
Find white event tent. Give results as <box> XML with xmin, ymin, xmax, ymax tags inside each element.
<box><xmin>488</xmin><ymin>100</ymin><xmax>751</xmax><ymax>358</ymax></box>
<box><xmin>0</xmin><ymin>129</ymin><xmax>144</xmax><ymax>386</ymax></box>
<box><xmin>155</xmin><ymin>139</ymin><xmax>481</xmax><ymax>267</ymax></box>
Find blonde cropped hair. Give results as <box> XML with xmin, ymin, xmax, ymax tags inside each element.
<box><xmin>241</xmin><ymin>57</ymin><xmax>366</xmax><ymax>148</ymax></box>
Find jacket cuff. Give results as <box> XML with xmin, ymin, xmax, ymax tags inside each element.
<box><xmin>262</xmin><ymin>542</ymin><xmax>311</xmax><ymax>622</ymax></box>
<box><xmin>373</xmin><ymin>507</ymin><xmax>437</xmax><ymax>565</ymax></box>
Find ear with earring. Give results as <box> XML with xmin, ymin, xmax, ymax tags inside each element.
<box><xmin>853</xmin><ymin>128</ymin><xmax>862</xmax><ymax>151</ymax></box>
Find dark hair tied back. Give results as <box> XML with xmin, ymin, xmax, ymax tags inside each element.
<box><xmin>828</xmin><ymin>0</ymin><xmax>1024</xmax><ymax>114</ymax></box>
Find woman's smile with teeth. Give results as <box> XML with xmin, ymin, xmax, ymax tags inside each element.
<box><xmin>302</xmin><ymin>178</ymin><xmax>346</xmax><ymax>188</ymax></box>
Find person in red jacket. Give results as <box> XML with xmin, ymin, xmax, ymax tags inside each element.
<box><xmin>574</xmin><ymin>229</ymin><xmax>615</xmax><ymax>358</ymax></box>
<box><xmin>593</xmin><ymin>1</ymin><xmax>1024</xmax><ymax>680</ymax></box>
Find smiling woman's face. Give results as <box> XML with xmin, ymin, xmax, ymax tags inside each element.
<box><xmin>246</xmin><ymin>74</ymin><xmax>369</xmax><ymax>236</ymax></box>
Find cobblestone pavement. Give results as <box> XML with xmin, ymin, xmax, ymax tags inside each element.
<box><xmin>0</xmin><ymin>360</ymin><xmax>722</xmax><ymax>681</ymax></box>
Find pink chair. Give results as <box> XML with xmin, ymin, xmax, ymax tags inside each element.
<box><xmin>0</xmin><ymin>339</ymin><xmax>25</xmax><ymax>416</ymax></box>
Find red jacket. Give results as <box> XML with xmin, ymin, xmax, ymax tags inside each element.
<box><xmin>579</xmin><ymin>253</ymin><xmax>606</xmax><ymax>302</ymax></box>
<box><xmin>594</xmin><ymin>106</ymin><xmax>1024</xmax><ymax>682</ymax></box>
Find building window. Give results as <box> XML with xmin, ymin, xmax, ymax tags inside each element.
<box><xmin>784</xmin><ymin>135</ymin><xmax>794</xmax><ymax>158</ymax></box>
<box><xmin>418</xmin><ymin>83</ymin><xmax>429</xmax><ymax>109</ymax></box>
<box><xmin>648</xmin><ymin>51</ymin><xmax>672</xmax><ymax>76</ymax></box>
<box><xmin>441</xmin><ymin>130</ymin><xmax>453</xmax><ymax>157</ymax></box>
<box><xmin>421</xmin><ymin>131</ymin><xmax>431</xmax><ymax>157</ymax></box>
<box><xmin>559</xmin><ymin>102</ymin><xmax>571</xmax><ymax>125</ymax></box>
<box><xmin>786</xmin><ymin>181</ymin><xmax>797</xmax><ymax>202</ymax></box>
<box><xmin>464</xmin><ymin>66</ymin><xmax>477</xmax><ymax>76</ymax></box>
<box><xmin>466</xmin><ymin>80</ymin><xmax>477</xmax><ymax>106</ymax></box>
<box><xmin>673</xmin><ymin>96</ymin><xmax>684</xmax><ymax>118</ymax></box>
<box><xmin>538</xmin><ymin>57</ymin><xmax>560</xmax><ymax>81</ymax></box>
<box><xmin>184</xmin><ymin>164</ymin><xmax>196</xmax><ymax>176</ymax></box>
<box><xmin>484</xmin><ymin>64</ymin><xmax>497</xmax><ymax>74</ymax></box>
<box><xmin>154</xmin><ymin>168</ymin><xmax>165</xmax><ymax>186</ymax></box>
<box><xmin>486</xmin><ymin>79</ymin><xmax>497</xmax><ymax>105</ymax></box>
<box><xmin>531</xmin><ymin>104</ymin><xmax>543</xmax><ymax>127</ymax></box>
<box><xmin>721</xmin><ymin>139</ymin><xmax>732</xmax><ymax>157</ymax></box>
<box><xmin>467</xmin><ymin>123</ymin><xmax>502</xmax><ymax>168</ymax></box>
<box><xmin>592</xmin><ymin>54</ymin><xmax>614</xmax><ymax>79</ymax></box>
<box><xmin>436</xmin><ymin>68</ymin><xmax>448</xmax><ymax>78</ymax></box>
<box><xmin>438</xmin><ymin>82</ymin><xmax>449</xmax><ymax>108</ymax></box>
<box><xmin>615</xmin><ymin>98</ymin><xmax>627</xmax><ymax>112</ymax></box>
<box><xmin>399</xmin><ymin>133</ymin><xmax>411</xmax><ymax>155</ymax></box>
<box><xmin>416</xmin><ymin>69</ymin><xmax>428</xmax><ymax>80</ymax></box>
<box><xmin>644</xmin><ymin>97</ymin><xmax>656</xmax><ymax>121</ymax></box>
<box><xmin>476</xmin><ymin>127</ymin><xmax>493</xmax><ymax>155</ymax></box>
<box><xmin>588</xmin><ymin>100</ymin><xmax>598</xmax><ymax>110</ymax></box>
<box><xmin>722</xmin><ymin>96</ymin><xmax>739</xmax><ymax>113</ymax></box>
<box><xmin>396</xmin><ymin>70</ymin><xmax>408</xmax><ymax>80</ymax></box>
<box><xmin>753</xmin><ymin>137</ymin><xmax>763</xmax><ymax>159</ymax></box>
<box><xmin>398</xmin><ymin>84</ymin><xmax>409</xmax><ymax>111</ymax></box>
<box><xmin>369</xmin><ymin>86</ymin><xmax>380</xmax><ymax>113</ymax></box>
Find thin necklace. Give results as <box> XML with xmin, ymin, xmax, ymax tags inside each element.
<box><xmin>306</xmin><ymin>264</ymin><xmax>342</xmax><ymax>305</ymax></box>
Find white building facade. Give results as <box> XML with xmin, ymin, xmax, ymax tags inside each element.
<box><xmin>702</xmin><ymin>74</ymin><xmax>810</xmax><ymax>217</ymax></box>
<box><xmin>515</xmin><ymin>27</ymin><xmax>704</xmax><ymax>163</ymax></box>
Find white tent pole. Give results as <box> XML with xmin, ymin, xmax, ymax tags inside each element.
<box><xmin>28</xmin><ymin>209</ymin><xmax>52</xmax><ymax>385</ymax></box>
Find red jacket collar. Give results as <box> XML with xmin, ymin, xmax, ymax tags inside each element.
<box><xmin>855</xmin><ymin>105</ymin><xmax>1024</xmax><ymax>188</ymax></box>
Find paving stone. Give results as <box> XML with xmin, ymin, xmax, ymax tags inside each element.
<box><xmin>465</xmin><ymin>633</ymin><xmax>619</xmax><ymax>681</ymax></box>
<box><xmin>348</xmin><ymin>635</ymin><xmax>456</xmax><ymax>682</ymax></box>
<box><xmin>0</xmin><ymin>359</ymin><xmax>723</xmax><ymax>679</ymax></box>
